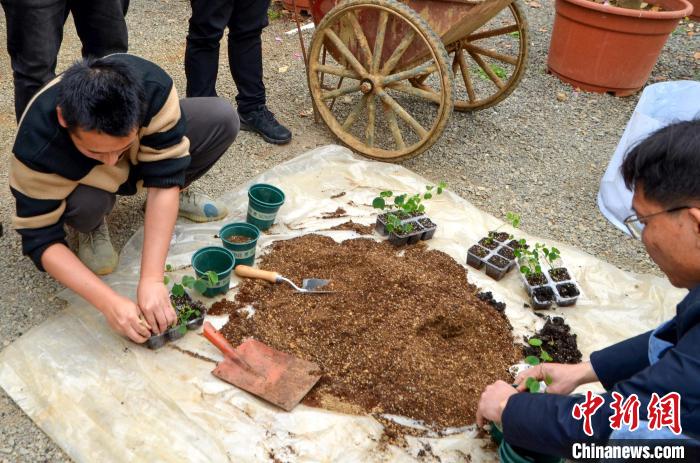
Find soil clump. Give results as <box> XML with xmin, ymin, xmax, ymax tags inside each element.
<box><xmin>209</xmin><ymin>234</ymin><xmax>520</xmax><ymax>428</ymax></box>
<box><xmin>523</xmin><ymin>316</ymin><xmax>582</xmax><ymax>364</ymax></box>
<box><xmin>328</xmin><ymin>221</ymin><xmax>375</xmax><ymax>235</ymax></box>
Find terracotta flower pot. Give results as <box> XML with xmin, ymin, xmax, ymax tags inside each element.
<box><xmin>282</xmin><ymin>0</ymin><xmax>312</xmax><ymax>14</ymax></box>
<box><xmin>547</xmin><ymin>0</ymin><xmax>693</xmax><ymax>96</ymax></box>
<box><xmin>690</xmin><ymin>0</ymin><xmax>699</xmax><ymax>20</ymax></box>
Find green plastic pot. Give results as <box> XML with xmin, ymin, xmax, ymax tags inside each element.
<box><xmin>191</xmin><ymin>246</ymin><xmax>235</xmax><ymax>297</ymax></box>
<box><xmin>219</xmin><ymin>222</ymin><xmax>260</xmax><ymax>267</ymax></box>
<box><xmin>498</xmin><ymin>441</ymin><xmax>563</xmax><ymax>463</ymax></box>
<box><xmin>490</xmin><ymin>422</ymin><xmax>504</xmax><ymax>446</ymax></box>
<box><xmin>247</xmin><ymin>183</ymin><xmax>285</xmax><ymax>231</ymax></box>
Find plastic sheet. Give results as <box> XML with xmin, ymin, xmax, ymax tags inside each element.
<box><xmin>0</xmin><ymin>145</ymin><xmax>686</xmax><ymax>462</ymax></box>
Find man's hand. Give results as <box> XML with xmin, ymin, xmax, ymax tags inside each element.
<box><xmin>137</xmin><ymin>279</ymin><xmax>177</xmax><ymax>334</ymax></box>
<box><xmin>514</xmin><ymin>361</ymin><xmax>598</xmax><ymax>395</ymax></box>
<box><xmin>476</xmin><ymin>380</ymin><xmax>518</xmax><ymax>426</ymax></box>
<box><xmin>104</xmin><ymin>294</ymin><xmax>153</xmax><ymax>343</ymax></box>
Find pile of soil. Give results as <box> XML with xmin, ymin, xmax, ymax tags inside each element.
<box><xmin>522</xmin><ymin>316</ymin><xmax>582</xmax><ymax>364</ymax></box>
<box><xmin>328</xmin><ymin>221</ymin><xmax>375</xmax><ymax>235</ymax></box>
<box><xmin>210</xmin><ymin>234</ymin><xmax>520</xmax><ymax>428</ymax></box>
<box><xmin>321</xmin><ymin>207</ymin><xmax>347</xmax><ymax>219</ymax></box>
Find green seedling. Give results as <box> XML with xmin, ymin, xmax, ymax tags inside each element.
<box><xmin>373</xmin><ymin>182</ymin><xmax>446</xmax><ymax>235</ymax></box>
<box><xmin>541</xmin><ymin>245</ymin><xmax>561</xmax><ymax>269</ymax></box>
<box><xmin>523</xmin><ymin>337</ymin><xmax>554</xmax><ymax>393</ymax></box>
<box><xmin>514</xmin><ymin>245</ymin><xmax>542</xmax><ymax>276</ymax></box>
<box><xmin>485</xmin><ymin>211</ymin><xmax>520</xmax><ymax>245</ymax></box>
<box><xmin>164</xmin><ymin>264</ymin><xmax>219</xmax><ymax>297</ymax></box>
<box><xmin>174</xmin><ymin>304</ymin><xmax>202</xmax><ymax>335</ymax></box>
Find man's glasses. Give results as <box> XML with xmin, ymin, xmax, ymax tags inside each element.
<box><xmin>624</xmin><ymin>206</ymin><xmax>689</xmax><ymax>240</ymax></box>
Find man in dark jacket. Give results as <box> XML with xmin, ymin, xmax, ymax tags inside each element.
<box><xmin>476</xmin><ymin>119</ymin><xmax>700</xmax><ymax>458</ymax></box>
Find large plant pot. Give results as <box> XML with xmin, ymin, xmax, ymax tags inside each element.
<box><xmin>547</xmin><ymin>0</ymin><xmax>693</xmax><ymax>96</ymax></box>
<box><xmin>690</xmin><ymin>0</ymin><xmax>699</xmax><ymax>20</ymax></box>
<box><xmin>191</xmin><ymin>246</ymin><xmax>235</xmax><ymax>297</ymax></box>
<box><xmin>282</xmin><ymin>0</ymin><xmax>312</xmax><ymax>14</ymax></box>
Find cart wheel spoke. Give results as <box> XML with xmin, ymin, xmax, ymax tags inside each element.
<box><xmin>378</xmin><ymin>91</ymin><xmax>427</xmax><ymax>138</ymax></box>
<box><xmin>463</xmin><ymin>43</ymin><xmax>517</xmax><ymax>66</ymax></box>
<box><xmin>384</xmin><ymin>63</ymin><xmax>436</xmax><ymax>86</ymax></box>
<box><xmin>468</xmin><ymin>50</ymin><xmax>504</xmax><ymax>90</ymax></box>
<box><xmin>386</xmin><ymin>83</ymin><xmax>441</xmax><ymax>104</ymax></box>
<box><xmin>467</xmin><ymin>24</ymin><xmax>519</xmax><ymax>41</ymax></box>
<box><xmin>380</xmin><ymin>29</ymin><xmax>415</xmax><ymax>75</ymax></box>
<box><xmin>366</xmin><ymin>95</ymin><xmax>376</xmax><ymax>147</ymax></box>
<box><xmin>329</xmin><ymin>76</ymin><xmax>345</xmax><ymax>111</ymax></box>
<box><xmin>456</xmin><ymin>50</ymin><xmax>476</xmax><ymax>103</ymax></box>
<box><xmin>342</xmin><ymin>94</ymin><xmax>369</xmax><ymax>130</ymax></box>
<box><xmin>324</xmin><ymin>29</ymin><xmax>368</xmax><ymax>77</ymax></box>
<box><xmin>371</xmin><ymin>10</ymin><xmax>389</xmax><ymax>73</ymax></box>
<box><xmin>383</xmin><ymin>102</ymin><xmax>406</xmax><ymax>150</ymax></box>
<box><xmin>347</xmin><ymin>11</ymin><xmax>374</xmax><ymax>68</ymax></box>
<box><xmin>322</xmin><ymin>83</ymin><xmax>363</xmax><ymax>100</ymax></box>
<box><xmin>312</xmin><ymin>64</ymin><xmax>361</xmax><ymax>79</ymax></box>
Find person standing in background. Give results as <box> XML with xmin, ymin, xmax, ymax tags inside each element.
<box><xmin>185</xmin><ymin>0</ymin><xmax>292</xmax><ymax>145</ymax></box>
<box><xmin>0</xmin><ymin>0</ymin><xmax>130</xmax><ymax>121</ymax></box>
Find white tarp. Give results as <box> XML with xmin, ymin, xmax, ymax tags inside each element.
<box><xmin>0</xmin><ymin>146</ymin><xmax>686</xmax><ymax>462</ymax></box>
<box><xmin>597</xmin><ymin>80</ymin><xmax>700</xmax><ymax>233</ymax></box>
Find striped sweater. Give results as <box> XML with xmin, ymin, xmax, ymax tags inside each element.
<box><xmin>9</xmin><ymin>54</ymin><xmax>191</xmax><ymax>270</ymax></box>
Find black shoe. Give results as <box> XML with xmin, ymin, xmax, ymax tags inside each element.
<box><xmin>238</xmin><ymin>106</ymin><xmax>292</xmax><ymax>145</ymax></box>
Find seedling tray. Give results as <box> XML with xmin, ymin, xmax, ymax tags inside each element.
<box><xmin>376</xmin><ymin>211</ymin><xmax>437</xmax><ymax>245</ymax></box>
<box><xmin>518</xmin><ymin>266</ymin><xmax>581</xmax><ymax>309</ymax></box>
<box><xmin>467</xmin><ymin>235</ymin><xmax>518</xmax><ymax>281</ymax></box>
<box><xmin>145</xmin><ymin>294</ymin><xmax>207</xmax><ymax>350</ymax></box>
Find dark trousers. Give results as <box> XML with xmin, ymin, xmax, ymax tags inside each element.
<box><xmin>0</xmin><ymin>0</ymin><xmax>129</xmax><ymax>121</ymax></box>
<box><xmin>64</xmin><ymin>97</ymin><xmax>239</xmax><ymax>233</ymax></box>
<box><xmin>184</xmin><ymin>0</ymin><xmax>270</xmax><ymax>114</ymax></box>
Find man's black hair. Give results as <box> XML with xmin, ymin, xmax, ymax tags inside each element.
<box><xmin>621</xmin><ymin>119</ymin><xmax>700</xmax><ymax>208</ymax></box>
<box><xmin>57</xmin><ymin>57</ymin><xmax>145</xmax><ymax>136</ymax></box>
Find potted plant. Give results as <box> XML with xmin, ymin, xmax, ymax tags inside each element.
<box><xmin>516</xmin><ymin>244</ymin><xmax>581</xmax><ymax>309</ymax></box>
<box><xmin>372</xmin><ymin>182</ymin><xmax>444</xmax><ymax>246</ymax></box>
<box><xmin>467</xmin><ymin>212</ymin><xmax>524</xmax><ymax>281</ymax></box>
<box><xmin>547</xmin><ymin>0</ymin><xmax>693</xmax><ymax>96</ymax></box>
<box><xmin>145</xmin><ymin>267</ymin><xmax>212</xmax><ymax>349</ymax></box>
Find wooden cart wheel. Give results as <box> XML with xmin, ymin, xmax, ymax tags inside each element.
<box><xmin>308</xmin><ymin>0</ymin><xmax>453</xmax><ymax>161</ymax></box>
<box><xmin>414</xmin><ymin>0</ymin><xmax>528</xmax><ymax>112</ymax></box>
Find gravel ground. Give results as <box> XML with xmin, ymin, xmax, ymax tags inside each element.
<box><xmin>0</xmin><ymin>0</ymin><xmax>697</xmax><ymax>461</ymax></box>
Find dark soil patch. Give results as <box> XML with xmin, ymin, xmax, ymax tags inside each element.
<box><xmin>209</xmin><ymin>234</ymin><xmax>520</xmax><ymax>428</ymax></box>
<box><xmin>557</xmin><ymin>282</ymin><xmax>580</xmax><ymax>298</ymax></box>
<box><xmin>526</xmin><ymin>272</ymin><xmax>548</xmax><ymax>286</ymax></box>
<box><xmin>329</xmin><ymin>221</ymin><xmax>375</xmax><ymax>235</ymax></box>
<box><xmin>477</xmin><ymin>291</ymin><xmax>506</xmax><ymax>314</ymax></box>
<box><xmin>330</xmin><ymin>192</ymin><xmax>346</xmax><ymax>199</ymax></box>
<box><xmin>533</xmin><ymin>286</ymin><xmax>555</xmax><ymax>303</ymax></box>
<box><xmin>479</xmin><ymin>237</ymin><xmax>499</xmax><ymax>250</ymax></box>
<box><xmin>469</xmin><ymin>244</ymin><xmax>490</xmax><ymax>258</ymax></box>
<box><xmin>322</xmin><ymin>207</ymin><xmax>347</xmax><ymax>219</ymax></box>
<box><xmin>489</xmin><ymin>231</ymin><xmax>510</xmax><ymax>242</ymax></box>
<box><xmin>507</xmin><ymin>239</ymin><xmax>528</xmax><ymax>250</ymax></box>
<box><xmin>224</xmin><ymin>234</ymin><xmax>253</xmax><ymax>244</ymax></box>
<box><xmin>523</xmin><ymin>316</ymin><xmax>582</xmax><ymax>364</ymax></box>
<box><xmin>170</xmin><ymin>293</ymin><xmax>206</xmax><ymax>319</ymax></box>
<box><xmin>488</xmin><ymin>254</ymin><xmax>510</xmax><ymax>269</ymax></box>
<box><xmin>498</xmin><ymin>247</ymin><xmax>515</xmax><ymax>260</ymax></box>
<box><xmin>549</xmin><ymin>267</ymin><xmax>571</xmax><ymax>282</ymax></box>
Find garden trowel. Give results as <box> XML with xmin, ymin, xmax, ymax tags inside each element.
<box><xmin>234</xmin><ymin>265</ymin><xmax>333</xmax><ymax>294</ymax></box>
<box><xmin>202</xmin><ymin>322</ymin><xmax>321</xmax><ymax>411</ymax></box>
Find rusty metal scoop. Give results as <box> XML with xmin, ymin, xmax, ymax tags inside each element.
<box><xmin>203</xmin><ymin>322</ymin><xmax>321</xmax><ymax>411</ymax></box>
<box><xmin>234</xmin><ymin>265</ymin><xmax>333</xmax><ymax>294</ymax></box>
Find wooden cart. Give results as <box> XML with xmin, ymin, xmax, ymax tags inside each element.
<box><xmin>300</xmin><ymin>0</ymin><xmax>529</xmax><ymax>160</ymax></box>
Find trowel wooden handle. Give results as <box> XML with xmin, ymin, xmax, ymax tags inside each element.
<box><xmin>234</xmin><ymin>265</ymin><xmax>279</xmax><ymax>283</ymax></box>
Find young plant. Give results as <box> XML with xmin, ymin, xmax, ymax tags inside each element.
<box><xmin>485</xmin><ymin>211</ymin><xmax>521</xmax><ymax>245</ymax></box>
<box><xmin>523</xmin><ymin>337</ymin><xmax>554</xmax><ymax>393</ymax></box>
<box><xmin>164</xmin><ymin>264</ymin><xmax>219</xmax><ymax>297</ymax></box>
<box><xmin>174</xmin><ymin>304</ymin><xmax>201</xmax><ymax>335</ymax></box>
<box><xmin>540</xmin><ymin>246</ymin><xmax>561</xmax><ymax>270</ymax></box>
<box><xmin>373</xmin><ymin>182</ymin><xmax>446</xmax><ymax>235</ymax></box>
<box><xmin>514</xmin><ymin>245</ymin><xmax>543</xmax><ymax>277</ymax></box>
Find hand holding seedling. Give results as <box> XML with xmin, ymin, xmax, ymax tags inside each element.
<box><xmin>514</xmin><ymin>361</ymin><xmax>598</xmax><ymax>395</ymax></box>
<box><xmin>476</xmin><ymin>380</ymin><xmax>518</xmax><ymax>426</ymax></box>
<box><xmin>137</xmin><ymin>278</ymin><xmax>177</xmax><ymax>334</ymax></box>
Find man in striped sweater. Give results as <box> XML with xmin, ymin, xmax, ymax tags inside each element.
<box><xmin>9</xmin><ymin>54</ymin><xmax>239</xmax><ymax>344</ymax></box>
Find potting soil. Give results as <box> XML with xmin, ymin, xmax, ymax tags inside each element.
<box><xmin>209</xmin><ymin>234</ymin><xmax>520</xmax><ymax>429</ymax></box>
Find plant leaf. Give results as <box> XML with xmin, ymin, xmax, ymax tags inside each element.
<box><xmin>544</xmin><ymin>374</ymin><xmax>553</xmax><ymax>386</ymax></box>
<box><xmin>194</xmin><ymin>279</ymin><xmax>207</xmax><ymax>294</ymax></box>
<box><xmin>171</xmin><ymin>284</ymin><xmax>185</xmax><ymax>297</ymax></box>
<box><xmin>528</xmin><ymin>338</ymin><xmax>543</xmax><ymax>347</ymax></box>
<box><xmin>207</xmin><ymin>270</ymin><xmax>219</xmax><ymax>285</ymax></box>
<box><xmin>525</xmin><ymin>355</ymin><xmax>540</xmax><ymax>366</ymax></box>
<box><xmin>372</xmin><ymin>197</ymin><xmax>386</xmax><ymax>209</ymax></box>
<box><xmin>527</xmin><ymin>377</ymin><xmax>540</xmax><ymax>393</ymax></box>
<box><xmin>423</xmin><ymin>192</ymin><xmax>432</xmax><ymax>200</ymax></box>
<box><xmin>163</xmin><ymin>275</ymin><xmax>170</xmax><ymax>285</ymax></box>
<box><xmin>540</xmin><ymin>350</ymin><xmax>553</xmax><ymax>362</ymax></box>
<box><xmin>178</xmin><ymin>324</ymin><xmax>187</xmax><ymax>335</ymax></box>
<box><xmin>181</xmin><ymin>275</ymin><xmax>195</xmax><ymax>288</ymax></box>
<box><xmin>380</xmin><ymin>190</ymin><xmax>393</xmax><ymax>198</ymax></box>
<box><xmin>165</xmin><ymin>264</ymin><xmax>173</xmax><ymax>272</ymax></box>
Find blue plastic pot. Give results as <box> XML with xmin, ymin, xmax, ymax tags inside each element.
<box><xmin>191</xmin><ymin>246</ymin><xmax>235</xmax><ymax>297</ymax></box>
<box><xmin>220</xmin><ymin>222</ymin><xmax>260</xmax><ymax>267</ymax></box>
<box><xmin>247</xmin><ymin>183</ymin><xmax>285</xmax><ymax>231</ymax></box>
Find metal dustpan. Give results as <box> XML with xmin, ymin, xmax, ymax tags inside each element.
<box><xmin>203</xmin><ymin>322</ymin><xmax>321</xmax><ymax>411</ymax></box>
